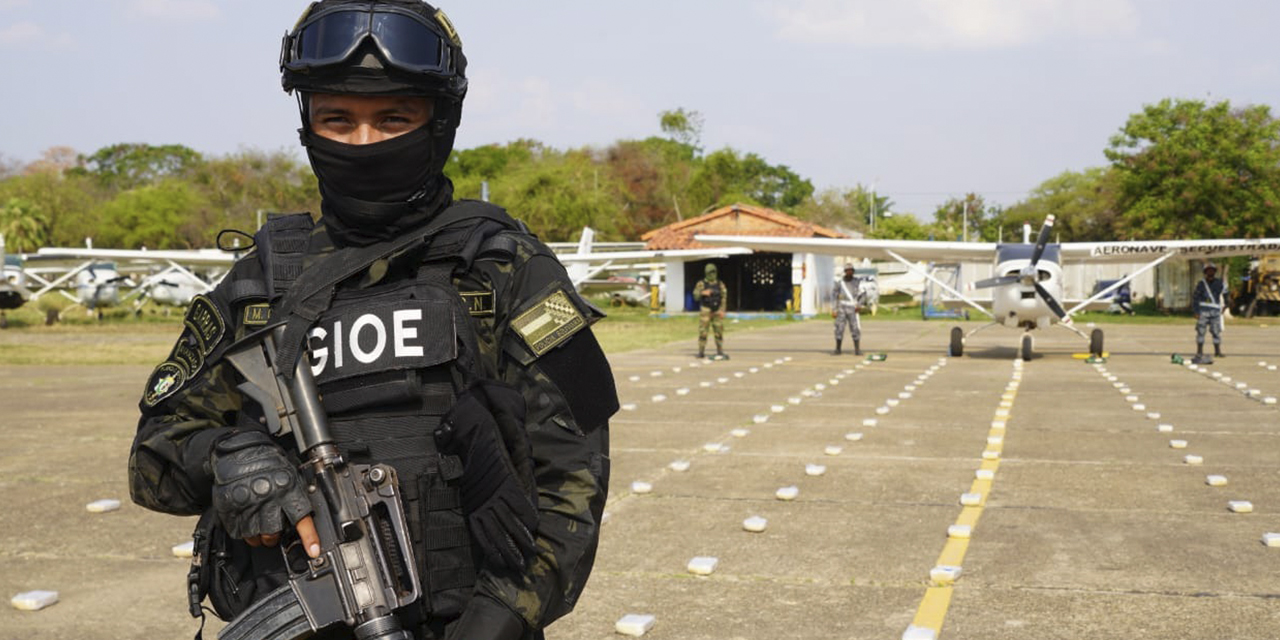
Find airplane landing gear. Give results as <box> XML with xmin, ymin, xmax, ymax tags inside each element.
<box><xmin>949</xmin><ymin>326</ymin><xmax>964</xmax><ymax>357</ymax></box>
<box><xmin>1090</xmin><ymin>328</ymin><xmax>1104</xmax><ymax>357</ymax></box>
<box><xmin>1020</xmin><ymin>333</ymin><xmax>1034</xmax><ymax>361</ymax></box>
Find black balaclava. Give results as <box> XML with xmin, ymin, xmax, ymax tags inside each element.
<box><xmin>300</xmin><ymin>116</ymin><xmax>453</xmax><ymax>246</ymax></box>
<box><xmin>282</xmin><ymin>0</ymin><xmax>468</xmax><ymax>247</ymax></box>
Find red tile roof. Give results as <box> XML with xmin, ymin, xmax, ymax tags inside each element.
<box><xmin>641</xmin><ymin>203</ymin><xmax>845</xmax><ymax>250</ymax></box>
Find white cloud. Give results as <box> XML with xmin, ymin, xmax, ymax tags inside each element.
<box><xmin>0</xmin><ymin>0</ymin><xmax>31</xmax><ymax>10</ymax></box>
<box><xmin>0</xmin><ymin>20</ymin><xmax>72</xmax><ymax>48</ymax></box>
<box><xmin>763</xmin><ymin>0</ymin><xmax>1139</xmax><ymax>49</ymax></box>
<box><xmin>128</xmin><ymin>0</ymin><xmax>220</xmax><ymax>22</ymax></box>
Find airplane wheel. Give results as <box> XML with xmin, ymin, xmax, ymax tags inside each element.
<box><xmin>1090</xmin><ymin>329</ymin><xmax>1104</xmax><ymax>357</ymax></box>
<box><xmin>949</xmin><ymin>326</ymin><xmax>964</xmax><ymax>357</ymax></box>
<box><xmin>1021</xmin><ymin>334</ymin><xmax>1034</xmax><ymax>361</ymax></box>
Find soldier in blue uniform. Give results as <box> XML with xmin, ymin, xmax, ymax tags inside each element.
<box><xmin>831</xmin><ymin>263</ymin><xmax>863</xmax><ymax>355</ymax></box>
<box><xmin>1193</xmin><ymin>262</ymin><xmax>1228</xmax><ymax>361</ymax></box>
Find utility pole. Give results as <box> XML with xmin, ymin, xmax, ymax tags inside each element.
<box><xmin>868</xmin><ymin>181</ymin><xmax>878</xmax><ymax>234</ymax></box>
<box><xmin>962</xmin><ymin>200</ymin><xmax>969</xmax><ymax>242</ymax></box>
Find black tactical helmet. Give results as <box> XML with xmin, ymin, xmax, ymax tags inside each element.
<box><xmin>280</xmin><ymin>0</ymin><xmax>467</xmax><ymax>130</ymax></box>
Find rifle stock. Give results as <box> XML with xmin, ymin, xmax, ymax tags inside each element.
<box><xmin>220</xmin><ymin>325</ymin><xmax>421</xmax><ymax>640</ymax></box>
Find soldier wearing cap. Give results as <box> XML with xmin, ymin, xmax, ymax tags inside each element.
<box><xmin>1194</xmin><ymin>262</ymin><xmax>1228</xmax><ymax>360</ymax></box>
<box><xmin>831</xmin><ymin>263</ymin><xmax>864</xmax><ymax>355</ymax></box>
<box><xmin>127</xmin><ymin>2</ymin><xmax>615</xmax><ymax>638</ymax></box>
<box><xmin>693</xmin><ymin>262</ymin><xmax>728</xmax><ymax>359</ymax></box>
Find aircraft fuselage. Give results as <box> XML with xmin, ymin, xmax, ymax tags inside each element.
<box><xmin>990</xmin><ymin>244</ymin><xmax>1064</xmax><ymax>331</ymax></box>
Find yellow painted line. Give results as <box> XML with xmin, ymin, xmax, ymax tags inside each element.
<box><xmin>911</xmin><ymin>586</ymin><xmax>954</xmax><ymax>630</ymax></box>
<box><xmin>907</xmin><ymin>368</ymin><xmax>1021</xmax><ymax>639</ymax></box>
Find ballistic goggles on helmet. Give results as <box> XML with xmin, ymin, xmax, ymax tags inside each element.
<box><xmin>280</xmin><ymin>2</ymin><xmax>461</xmax><ymax>77</ymax></box>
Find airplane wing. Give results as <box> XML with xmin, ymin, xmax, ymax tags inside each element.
<box><xmin>693</xmin><ymin>235</ymin><xmax>996</xmax><ymax>263</ymax></box>
<box><xmin>34</xmin><ymin>247</ymin><xmax>238</xmax><ymax>266</ymax></box>
<box><xmin>1060</xmin><ymin>239</ymin><xmax>1280</xmax><ymax>263</ymax></box>
<box><xmin>555</xmin><ymin>246</ymin><xmax>752</xmax><ymax>264</ymax></box>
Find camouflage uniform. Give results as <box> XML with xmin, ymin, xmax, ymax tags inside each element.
<box><xmin>1194</xmin><ymin>271</ymin><xmax>1227</xmax><ymax>357</ymax></box>
<box><xmin>832</xmin><ymin>276</ymin><xmax>863</xmax><ymax>343</ymax></box>
<box><xmin>129</xmin><ymin>208</ymin><xmax>616</xmax><ymax>638</ymax></box>
<box><xmin>693</xmin><ymin>265</ymin><xmax>727</xmax><ymax>357</ymax></box>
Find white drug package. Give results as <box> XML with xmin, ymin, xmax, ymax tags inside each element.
<box><xmin>615</xmin><ymin>613</ymin><xmax>656</xmax><ymax>637</ymax></box>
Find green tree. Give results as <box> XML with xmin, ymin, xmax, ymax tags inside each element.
<box><xmin>686</xmin><ymin>148</ymin><xmax>814</xmax><ymax>213</ymax></box>
<box><xmin>996</xmin><ymin>167</ymin><xmax>1120</xmax><ymax>241</ymax></box>
<box><xmin>870</xmin><ymin>213</ymin><xmax>930</xmax><ymax>240</ymax></box>
<box><xmin>0</xmin><ymin>153</ymin><xmax>104</xmax><ymax>247</ymax></box>
<box><xmin>71</xmin><ymin>143</ymin><xmax>204</xmax><ymax>190</ymax></box>
<box><xmin>932</xmin><ymin>193</ymin><xmax>996</xmax><ymax>241</ymax></box>
<box><xmin>481</xmin><ymin>148</ymin><xmax>620</xmax><ymax>242</ymax></box>
<box><xmin>190</xmin><ymin>149</ymin><xmax>319</xmax><ymax>237</ymax></box>
<box><xmin>1105</xmin><ymin>98</ymin><xmax>1280</xmax><ymax>238</ymax></box>
<box><xmin>659</xmin><ymin>107</ymin><xmax>704</xmax><ymax>153</ymax></box>
<box><xmin>0</xmin><ymin>197</ymin><xmax>50</xmax><ymax>252</ymax></box>
<box><xmin>604</xmin><ymin>136</ymin><xmax>697</xmax><ymax>235</ymax></box>
<box><xmin>793</xmin><ymin>184</ymin><xmax>892</xmax><ymax>234</ymax></box>
<box><xmin>94</xmin><ymin>180</ymin><xmax>210</xmax><ymax>249</ymax></box>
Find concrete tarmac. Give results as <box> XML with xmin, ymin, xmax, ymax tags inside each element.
<box><xmin>2</xmin><ymin>319</ymin><xmax>1279</xmax><ymax>639</ymax></box>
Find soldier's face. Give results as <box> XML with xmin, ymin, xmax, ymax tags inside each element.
<box><xmin>309</xmin><ymin>94</ymin><xmax>434</xmax><ymax>145</ymax></box>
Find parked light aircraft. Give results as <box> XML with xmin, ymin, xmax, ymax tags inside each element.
<box><xmin>31</xmin><ymin>245</ymin><xmax>236</xmax><ymax>317</ymax></box>
<box><xmin>698</xmin><ymin>216</ymin><xmax>1280</xmax><ymax>359</ymax></box>
<box><xmin>552</xmin><ymin>226</ymin><xmax>750</xmax><ymax>302</ymax></box>
<box><xmin>0</xmin><ymin>234</ymin><xmax>34</xmax><ymax>327</ymax></box>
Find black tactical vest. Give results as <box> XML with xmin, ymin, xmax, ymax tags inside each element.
<box><xmin>231</xmin><ymin>206</ymin><xmax>520</xmax><ymax>622</ymax></box>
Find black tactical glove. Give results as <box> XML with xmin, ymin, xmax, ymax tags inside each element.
<box><xmin>444</xmin><ymin>595</ymin><xmax>526</xmax><ymax>640</ymax></box>
<box><xmin>435</xmin><ymin>390</ymin><xmax>539</xmax><ymax>572</ymax></box>
<box><xmin>211</xmin><ymin>431</ymin><xmax>312</xmax><ymax>540</ymax></box>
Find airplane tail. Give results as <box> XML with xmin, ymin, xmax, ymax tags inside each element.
<box><xmin>576</xmin><ymin>226</ymin><xmax>595</xmax><ymax>256</ymax></box>
<box><xmin>564</xmin><ymin>227</ymin><xmax>596</xmax><ymax>287</ymax></box>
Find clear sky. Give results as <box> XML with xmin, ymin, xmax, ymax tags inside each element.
<box><xmin>2</xmin><ymin>0</ymin><xmax>1278</xmax><ymax>220</ymax></box>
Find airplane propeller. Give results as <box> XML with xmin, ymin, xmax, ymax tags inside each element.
<box><xmin>970</xmin><ymin>215</ymin><xmax>1069</xmax><ymax>320</ymax></box>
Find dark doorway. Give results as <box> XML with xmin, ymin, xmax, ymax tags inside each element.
<box><xmin>685</xmin><ymin>253</ymin><xmax>792</xmax><ymax>311</ymax></box>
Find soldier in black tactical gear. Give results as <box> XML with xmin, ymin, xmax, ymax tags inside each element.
<box><xmin>127</xmin><ymin>2</ymin><xmax>616</xmax><ymax>639</ymax></box>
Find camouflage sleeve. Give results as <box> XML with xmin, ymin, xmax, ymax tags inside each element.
<box><xmin>472</xmin><ymin>246</ymin><xmax>617</xmax><ymax>630</ymax></box>
<box><xmin>128</xmin><ymin>286</ymin><xmax>243</xmax><ymax>517</ymax></box>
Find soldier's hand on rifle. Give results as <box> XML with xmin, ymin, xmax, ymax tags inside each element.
<box><xmin>436</xmin><ymin>392</ymin><xmax>539</xmax><ymax>572</ymax></box>
<box><xmin>211</xmin><ymin>431</ymin><xmax>317</xmax><ymax>556</ymax></box>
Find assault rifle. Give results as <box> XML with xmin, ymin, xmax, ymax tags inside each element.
<box><xmin>218</xmin><ymin>324</ymin><xmax>420</xmax><ymax>640</ymax></box>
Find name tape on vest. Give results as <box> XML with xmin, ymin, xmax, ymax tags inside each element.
<box><xmin>308</xmin><ymin>299</ymin><xmax>456</xmax><ymax>384</ymax></box>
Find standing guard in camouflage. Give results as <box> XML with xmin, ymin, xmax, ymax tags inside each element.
<box><xmin>831</xmin><ymin>263</ymin><xmax>863</xmax><ymax>355</ymax></box>
<box><xmin>127</xmin><ymin>2</ymin><xmax>616</xmax><ymax>639</ymax></box>
<box><xmin>1193</xmin><ymin>262</ymin><xmax>1228</xmax><ymax>362</ymax></box>
<box><xmin>694</xmin><ymin>263</ymin><xmax>728</xmax><ymax>359</ymax></box>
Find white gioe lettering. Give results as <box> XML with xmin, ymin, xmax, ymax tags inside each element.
<box><xmin>308</xmin><ymin>326</ymin><xmax>329</xmax><ymax>376</ymax></box>
<box><xmin>334</xmin><ymin>320</ymin><xmax>344</xmax><ymax>369</ymax></box>
<box><xmin>350</xmin><ymin>314</ymin><xmax>387</xmax><ymax>364</ymax></box>
<box><xmin>393</xmin><ymin>309</ymin><xmax>424</xmax><ymax>357</ymax></box>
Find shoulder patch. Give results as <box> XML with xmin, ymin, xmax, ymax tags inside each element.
<box><xmin>511</xmin><ymin>290</ymin><xmax>586</xmax><ymax>356</ymax></box>
<box><xmin>185</xmin><ymin>295</ymin><xmax>226</xmax><ymax>356</ymax></box>
<box><xmin>143</xmin><ymin>361</ymin><xmax>187</xmax><ymax>408</ymax></box>
<box><xmin>242</xmin><ymin>303</ymin><xmax>271</xmax><ymax>326</ymax></box>
<box><xmin>459</xmin><ymin>291</ymin><xmax>495</xmax><ymax>317</ymax></box>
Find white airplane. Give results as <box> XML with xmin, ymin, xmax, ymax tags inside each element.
<box><xmin>30</xmin><ymin>245</ymin><xmax>236</xmax><ymax>317</ymax></box>
<box><xmin>0</xmin><ymin>234</ymin><xmax>34</xmax><ymax>328</ymax></box>
<box><xmin>698</xmin><ymin>216</ymin><xmax>1280</xmax><ymax>359</ymax></box>
<box><xmin>553</xmin><ymin>226</ymin><xmax>750</xmax><ymax>302</ymax></box>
